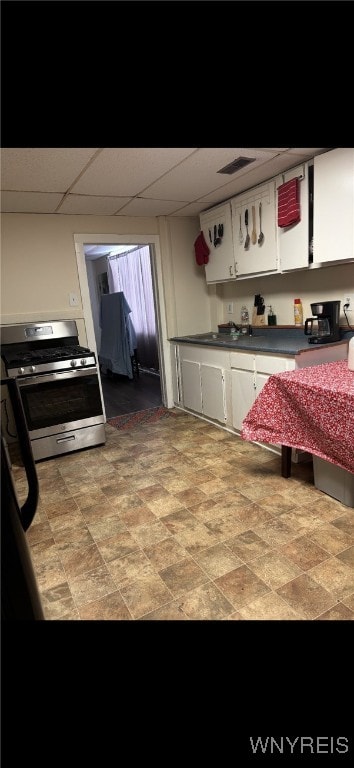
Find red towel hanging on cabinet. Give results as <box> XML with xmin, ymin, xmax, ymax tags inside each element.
<box><xmin>277</xmin><ymin>177</ymin><xmax>301</xmax><ymax>227</ymax></box>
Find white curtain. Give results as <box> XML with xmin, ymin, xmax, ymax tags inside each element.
<box><xmin>107</xmin><ymin>246</ymin><xmax>159</xmax><ymax>371</ymax></box>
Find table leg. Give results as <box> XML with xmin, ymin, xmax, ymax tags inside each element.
<box><xmin>281</xmin><ymin>446</ymin><xmax>292</xmax><ymax>478</ymax></box>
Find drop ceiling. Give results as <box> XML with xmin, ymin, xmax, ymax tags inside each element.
<box><xmin>1</xmin><ymin>147</ymin><xmax>330</xmax><ymax>218</ymax></box>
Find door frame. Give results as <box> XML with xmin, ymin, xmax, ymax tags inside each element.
<box><xmin>74</xmin><ymin>233</ymin><xmax>174</xmax><ymax>411</ymax></box>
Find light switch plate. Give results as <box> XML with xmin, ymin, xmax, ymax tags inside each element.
<box><xmin>227</xmin><ymin>302</ymin><xmax>233</xmax><ymax>314</ymax></box>
<box><xmin>69</xmin><ymin>292</ymin><xmax>79</xmax><ymax>307</ymax></box>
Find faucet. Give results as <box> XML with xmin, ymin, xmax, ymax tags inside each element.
<box><xmin>239</xmin><ymin>323</ymin><xmax>253</xmax><ymax>336</ymax></box>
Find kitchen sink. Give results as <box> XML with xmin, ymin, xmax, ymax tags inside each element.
<box><xmin>189</xmin><ymin>332</ymin><xmax>241</xmax><ymax>339</ymax></box>
<box><xmin>182</xmin><ymin>332</ymin><xmax>265</xmax><ymax>345</ymax></box>
<box><xmin>184</xmin><ymin>333</ymin><xmax>238</xmax><ymax>343</ymax></box>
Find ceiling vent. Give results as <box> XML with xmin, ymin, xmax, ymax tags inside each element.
<box><xmin>217</xmin><ymin>156</ymin><xmax>256</xmax><ymax>175</ymax></box>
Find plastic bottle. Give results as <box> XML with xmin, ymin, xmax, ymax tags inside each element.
<box><xmin>294</xmin><ymin>298</ymin><xmax>303</xmax><ymax>326</ymax></box>
<box><xmin>240</xmin><ymin>305</ymin><xmax>249</xmax><ymax>334</ymax></box>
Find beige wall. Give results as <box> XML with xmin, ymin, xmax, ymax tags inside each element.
<box><xmin>220</xmin><ymin>264</ymin><xmax>354</xmax><ymax>327</ymax></box>
<box><xmin>165</xmin><ymin>217</ymin><xmax>211</xmax><ymax>336</ymax></box>
<box><xmin>0</xmin><ymin>214</ymin><xmax>158</xmax><ymax>326</ymax></box>
<box><xmin>2</xmin><ymin>211</ymin><xmax>351</xmax><ymax>346</ymax></box>
<box><xmin>0</xmin><ymin>212</ymin><xmax>210</xmax><ymax>348</ymax></box>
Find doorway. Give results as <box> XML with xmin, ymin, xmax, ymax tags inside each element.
<box><xmin>74</xmin><ymin>233</ymin><xmax>174</xmax><ymax>420</ymax></box>
<box><xmin>85</xmin><ymin>242</ymin><xmax>162</xmax><ymax>418</ymax></box>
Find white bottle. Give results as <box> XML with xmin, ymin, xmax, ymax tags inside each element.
<box><xmin>348</xmin><ymin>337</ymin><xmax>354</xmax><ymax>371</ymax></box>
<box><xmin>240</xmin><ymin>305</ymin><xmax>249</xmax><ymax>334</ymax></box>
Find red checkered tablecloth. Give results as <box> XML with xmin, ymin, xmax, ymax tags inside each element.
<box><xmin>241</xmin><ymin>360</ymin><xmax>354</xmax><ymax>473</ymax></box>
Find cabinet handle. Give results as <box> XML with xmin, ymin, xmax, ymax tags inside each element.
<box><xmin>229</xmin><ymin>265</ymin><xmax>233</xmax><ymax>276</ymax></box>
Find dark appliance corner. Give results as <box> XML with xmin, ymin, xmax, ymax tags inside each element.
<box><xmin>1</xmin><ymin>377</ymin><xmax>45</xmax><ymax>620</ymax></box>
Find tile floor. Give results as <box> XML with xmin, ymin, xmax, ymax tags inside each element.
<box><xmin>13</xmin><ymin>409</ymin><xmax>354</xmax><ymax>620</ymax></box>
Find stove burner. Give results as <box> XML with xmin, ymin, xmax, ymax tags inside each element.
<box><xmin>30</xmin><ymin>345</ymin><xmax>90</xmax><ymax>361</ymax></box>
<box><xmin>2</xmin><ymin>345</ymin><xmax>91</xmax><ymax>367</ymax></box>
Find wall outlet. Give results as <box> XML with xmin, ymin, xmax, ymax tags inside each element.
<box><xmin>343</xmin><ymin>297</ymin><xmax>352</xmax><ymax>311</ymax></box>
<box><xmin>69</xmin><ymin>292</ymin><xmax>79</xmax><ymax>307</ymax></box>
<box><xmin>227</xmin><ymin>302</ymin><xmax>234</xmax><ymax>314</ymax></box>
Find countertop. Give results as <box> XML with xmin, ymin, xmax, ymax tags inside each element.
<box><xmin>169</xmin><ymin>328</ymin><xmax>353</xmax><ymax>356</ymax></box>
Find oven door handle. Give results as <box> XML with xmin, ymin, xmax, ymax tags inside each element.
<box><xmin>17</xmin><ymin>367</ymin><xmax>98</xmax><ymax>386</ymax></box>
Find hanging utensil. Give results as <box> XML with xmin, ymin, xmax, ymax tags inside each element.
<box><xmin>251</xmin><ymin>205</ymin><xmax>257</xmax><ymax>245</ymax></box>
<box><xmin>238</xmin><ymin>214</ymin><xmax>243</xmax><ymax>244</ymax></box>
<box><xmin>208</xmin><ymin>228</ymin><xmax>212</xmax><ymax>244</ymax></box>
<box><xmin>214</xmin><ymin>223</ymin><xmax>221</xmax><ymax>247</ymax></box>
<box><xmin>258</xmin><ymin>202</ymin><xmax>264</xmax><ymax>245</ymax></box>
<box><xmin>244</xmin><ymin>209</ymin><xmax>250</xmax><ymax>249</ymax></box>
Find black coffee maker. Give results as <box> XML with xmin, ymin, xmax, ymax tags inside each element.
<box><xmin>304</xmin><ymin>301</ymin><xmax>341</xmax><ymax>344</ymax></box>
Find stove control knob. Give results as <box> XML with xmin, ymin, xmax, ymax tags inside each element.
<box><xmin>80</xmin><ymin>359</ymin><xmax>87</xmax><ymax>366</ymax></box>
<box><xmin>18</xmin><ymin>367</ymin><xmax>25</xmax><ymax>375</ymax></box>
<box><xmin>30</xmin><ymin>365</ymin><xmax>36</xmax><ymax>373</ymax></box>
<box><xmin>70</xmin><ymin>359</ymin><xmax>77</xmax><ymax>367</ymax></box>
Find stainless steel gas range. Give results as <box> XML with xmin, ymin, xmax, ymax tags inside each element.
<box><xmin>1</xmin><ymin>320</ymin><xmax>106</xmax><ymax>461</ymax></box>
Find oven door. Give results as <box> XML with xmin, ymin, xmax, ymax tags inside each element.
<box><xmin>17</xmin><ymin>367</ymin><xmax>104</xmax><ymax>439</ymax></box>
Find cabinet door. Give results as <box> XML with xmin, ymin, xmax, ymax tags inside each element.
<box><xmin>276</xmin><ymin>162</ymin><xmax>310</xmax><ymax>271</ymax></box>
<box><xmin>255</xmin><ymin>354</ymin><xmax>295</xmax><ymax>396</ymax></box>
<box><xmin>200</xmin><ymin>202</ymin><xmax>235</xmax><ymax>282</ymax></box>
<box><xmin>231</xmin><ymin>369</ymin><xmax>255</xmax><ymax>431</ymax></box>
<box><xmin>181</xmin><ymin>360</ymin><xmax>202</xmax><ymax>413</ymax></box>
<box><xmin>200</xmin><ymin>364</ymin><xmax>226</xmax><ymax>423</ymax></box>
<box><xmin>255</xmin><ymin>354</ymin><xmax>291</xmax><ymax>375</ymax></box>
<box><xmin>232</xmin><ymin>181</ymin><xmax>278</xmax><ymax>277</ymax></box>
<box><xmin>255</xmin><ymin>372</ymin><xmax>270</xmax><ymax>399</ymax></box>
<box><xmin>313</xmin><ymin>148</ymin><xmax>354</xmax><ymax>264</ymax></box>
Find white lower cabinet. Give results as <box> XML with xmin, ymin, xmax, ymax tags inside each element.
<box><xmin>181</xmin><ymin>360</ymin><xmax>202</xmax><ymax>413</ymax></box>
<box><xmin>231</xmin><ymin>352</ymin><xmax>295</xmax><ymax>432</ymax></box>
<box><xmin>177</xmin><ymin>345</ymin><xmax>230</xmax><ymax>425</ymax></box>
<box><xmin>172</xmin><ymin>341</ymin><xmax>349</xmax><ymax>453</ymax></box>
<box><xmin>200</xmin><ymin>364</ymin><xmax>226</xmax><ymax>423</ymax></box>
<box><xmin>231</xmin><ymin>358</ymin><xmax>255</xmax><ymax>432</ymax></box>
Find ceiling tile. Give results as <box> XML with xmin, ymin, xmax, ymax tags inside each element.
<box><xmin>1</xmin><ymin>147</ymin><xmax>332</xmax><ymax>218</ymax></box>
<box><xmin>141</xmin><ymin>148</ymin><xmax>279</xmax><ymax>201</ymax></box>
<box><xmin>171</xmin><ymin>202</ymin><xmax>214</xmax><ymax>216</ymax></box>
<box><xmin>256</xmin><ymin>148</ymin><xmax>291</xmax><ymax>152</ymax></box>
<box><xmin>71</xmin><ymin>148</ymin><xmax>198</xmax><ymax>196</ymax></box>
<box><xmin>1</xmin><ymin>148</ymin><xmax>99</xmax><ymax>192</ymax></box>
<box><xmin>57</xmin><ymin>195</ymin><xmax>131</xmax><ymax>215</ymax></box>
<box><xmin>198</xmin><ymin>151</ymin><xmax>327</xmax><ymax>204</ymax></box>
<box><xmin>286</xmin><ymin>148</ymin><xmax>329</xmax><ymax>156</ymax></box>
<box><xmin>1</xmin><ymin>191</ymin><xmax>64</xmax><ymax>213</ymax></box>
<box><xmin>115</xmin><ymin>198</ymin><xmax>186</xmax><ymax>216</ymax></box>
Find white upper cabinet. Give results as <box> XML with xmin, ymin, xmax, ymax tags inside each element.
<box><xmin>276</xmin><ymin>162</ymin><xmax>310</xmax><ymax>271</ymax></box>
<box><xmin>231</xmin><ymin>180</ymin><xmax>278</xmax><ymax>278</ymax></box>
<box><xmin>313</xmin><ymin>148</ymin><xmax>354</xmax><ymax>265</ymax></box>
<box><xmin>200</xmin><ymin>202</ymin><xmax>235</xmax><ymax>283</ymax></box>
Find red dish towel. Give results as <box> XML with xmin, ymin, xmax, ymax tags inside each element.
<box><xmin>277</xmin><ymin>177</ymin><xmax>301</xmax><ymax>227</ymax></box>
<box><xmin>194</xmin><ymin>231</ymin><xmax>210</xmax><ymax>265</ymax></box>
